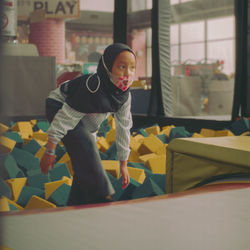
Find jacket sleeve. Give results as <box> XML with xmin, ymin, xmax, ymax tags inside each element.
<box><xmin>114</xmin><ymin>93</ymin><xmax>133</xmax><ymax>161</ymax></box>
<box><xmin>47</xmin><ymin>102</ymin><xmax>85</xmax><ymax>144</ymax></box>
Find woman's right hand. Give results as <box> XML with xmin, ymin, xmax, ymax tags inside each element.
<box><xmin>40</xmin><ymin>153</ymin><xmax>56</xmax><ymax>175</ymax></box>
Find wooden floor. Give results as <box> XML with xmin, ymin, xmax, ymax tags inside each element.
<box><xmin>1</xmin><ymin>183</ymin><xmax>250</xmax><ymax>250</ymax></box>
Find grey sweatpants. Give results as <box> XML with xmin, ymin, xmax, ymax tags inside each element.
<box><xmin>45</xmin><ymin>98</ymin><xmax>114</xmax><ymax>205</ymax></box>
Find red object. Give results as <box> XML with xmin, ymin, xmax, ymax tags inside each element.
<box><xmin>56</xmin><ymin>71</ymin><xmax>81</xmax><ymax>87</ymax></box>
<box><xmin>185</xmin><ymin>65</ymin><xmax>190</xmax><ymax>76</ymax></box>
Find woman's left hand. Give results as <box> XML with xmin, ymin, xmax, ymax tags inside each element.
<box><xmin>120</xmin><ymin>160</ymin><xmax>130</xmax><ymax>189</ymax></box>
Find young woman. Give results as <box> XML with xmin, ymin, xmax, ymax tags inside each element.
<box><xmin>40</xmin><ymin>43</ymin><xmax>136</xmax><ymax>205</ymax></box>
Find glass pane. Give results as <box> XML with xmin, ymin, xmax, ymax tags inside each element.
<box><xmin>181</xmin><ymin>21</ymin><xmax>204</xmax><ymax>43</ymax></box>
<box><xmin>130</xmin><ymin>0</ymin><xmax>152</xmax><ymax>11</ymax></box>
<box><xmin>171</xmin><ymin>24</ymin><xmax>179</xmax><ymax>45</ymax></box>
<box><xmin>207</xmin><ymin>40</ymin><xmax>235</xmax><ymax>76</ymax></box>
<box><xmin>181</xmin><ymin>0</ymin><xmax>194</xmax><ymax>3</ymax></box>
<box><xmin>207</xmin><ymin>16</ymin><xmax>235</xmax><ymax>40</ymax></box>
<box><xmin>171</xmin><ymin>0</ymin><xmax>179</xmax><ymax>5</ymax></box>
<box><xmin>130</xmin><ymin>29</ymin><xmax>147</xmax><ymax>80</ymax></box>
<box><xmin>80</xmin><ymin>0</ymin><xmax>114</xmax><ymax>12</ymax></box>
<box><xmin>181</xmin><ymin>43</ymin><xmax>205</xmax><ymax>63</ymax></box>
<box><xmin>171</xmin><ymin>45</ymin><xmax>179</xmax><ymax>64</ymax></box>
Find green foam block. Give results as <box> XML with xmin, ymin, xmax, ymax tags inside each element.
<box><xmin>138</xmin><ymin>128</ymin><xmax>149</xmax><ymax>137</ymax></box>
<box><xmin>48</xmin><ymin>183</ymin><xmax>71</xmax><ymax>206</ymax></box>
<box><xmin>55</xmin><ymin>144</ymin><xmax>66</xmax><ymax>162</ymax></box>
<box><xmin>22</xmin><ymin>139</ymin><xmax>41</xmax><ymax>155</ymax></box>
<box><xmin>147</xmin><ymin>173</ymin><xmax>166</xmax><ymax>192</ymax></box>
<box><xmin>36</xmin><ymin>120</ymin><xmax>50</xmax><ymax>132</ymax></box>
<box><xmin>11</xmin><ymin>147</ymin><xmax>40</xmax><ymax>171</ymax></box>
<box><xmin>106</xmin><ymin>142</ymin><xmax>118</xmax><ymax>160</ymax></box>
<box><xmin>132</xmin><ymin>177</ymin><xmax>165</xmax><ymax>199</ymax></box>
<box><xmin>112</xmin><ymin>177</ymin><xmax>141</xmax><ymax>201</ymax></box>
<box><xmin>128</xmin><ymin>162</ymin><xmax>152</xmax><ymax>175</ymax></box>
<box><xmin>0</xmin><ymin>178</ymin><xmax>12</xmax><ymax>199</ymax></box>
<box><xmin>27</xmin><ymin>172</ymin><xmax>51</xmax><ymax>189</ymax></box>
<box><xmin>0</xmin><ymin>154</ymin><xmax>25</xmax><ymax>179</ymax></box>
<box><xmin>169</xmin><ymin>126</ymin><xmax>191</xmax><ymax>141</ymax></box>
<box><xmin>230</xmin><ymin>117</ymin><xmax>250</xmax><ymax>135</ymax></box>
<box><xmin>3</xmin><ymin>131</ymin><xmax>24</xmax><ymax>147</ymax></box>
<box><xmin>49</xmin><ymin>163</ymin><xmax>71</xmax><ymax>181</ymax></box>
<box><xmin>17</xmin><ymin>186</ymin><xmax>44</xmax><ymax>207</ymax></box>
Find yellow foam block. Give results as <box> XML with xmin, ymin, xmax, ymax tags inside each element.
<box><xmin>155</xmin><ymin>144</ymin><xmax>168</xmax><ymax>156</ymax></box>
<box><xmin>215</xmin><ymin>130</ymin><xmax>235</xmax><ymax>137</ymax></box>
<box><xmin>130</xmin><ymin>136</ymin><xmax>143</xmax><ymax>152</ymax></box>
<box><xmin>25</xmin><ymin>195</ymin><xmax>57</xmax><ymax>210</ymax></box>
<box><xmin>5</xmin><ymin>177</ymin><xmax>27</xmax><ymax>201</ymax></box>
<box><xmin>33</xmin><ymin>131</ymin><xmax>48</xmax><ymax>142</ymax></box>
<box><xmin>160</xmin><ymin>125</ymin><xmax>175</xmax><ymax>137</ymax></box>
<box><xmin>144</xmin><ymin>125</ymin><xmax>161</xmax><ymax>135</ymax></box>
<box><xmin>146</xmin><ymin>155</ymin><xmax>166</xmax><ymax>174</ymax></box>
<box><xmin>45</xmin><ymin>179</ymin><xmax>71</xmax><ymax>200</ymax></box>
<box><xmin>7</xmin><ymin>199</ymin><xmax>24</xmax><ymax>211</ymax></box>
<box><xmin>137</xmin><ymin>134</ymin><xmax>164</xmax><ymax>155</ymax></box>
<box><xmin>102</xmin><ymin>160</ymin><xmax>120</xmax><ymax>178</ymax></box>
<box><xmin>200</xmin><ymin>128</ymin><xmax>216</xmax><ymax>137</ymax></box>
<box><xmin>97</xmin><ymin>137</ymin><xmax>110</xmax><ymax>153</ymax></box>
<box><xmin>138</xmin><ymin>153</ymin><xmax>157</xmax><ymax>164</ymax></box>
<box><xmin>61</xmin><ymin>176</ymin><xmax>73</xmax><ymax>186</ymax></box>
<box><xmin>58</xmin><ymin>152</ymin><xmax>74</xmax><ymax>176</ymax></box>
<box><xmin>0</xmin><ymin>245</ymin><xmax>13</xmax><ymax>250</ymax></box>
<box><xmin>30</xmin><ymin>119</ymin><xmax>37</xmax><ymax>126</ymax></box>
<box><xmin>240</xmin><ymin>131</ymin><xmax>250</xmax><ymax>136</ymax></box>
<box><xmin>0</xmin><ymin>136</ymin><xmax>16</xmax><ymax>153</ymax></box>
<box><xmin>0</xmin><ymin>197</ymin><xmax>10</xmax><ymax>212</ymax></box>
<box><xmin>0</xmin><ymin>123</ymin><xmax>9</xmax><ymax>134</ymax></box>
<box><xmin>106</xmin><ymin>129</ymin><xmax>116</xmax><ymax>145</ymax></box>
<box><xmin>35</xmin><ymin>146</ymin><xmax>46</xmax><ymax>160</ymax></box>
<box><xmin>133</xmin><ymin>134</ymin><xmax>145</xmax><ymax>143</ymax></box>
<box><xmin>12</xmin><ymin>121</ymin><xmax>33</xmax><ymax>138</ymax></box>
<box><xmin>192</xmin><ymin>132</ymin><xmax>204</xmax><ymax>138</ymax></box>
<box><xmin>108</xmin><ymin>115</ymin><xmax>116</xmax><ymax>130</ymax></box>
<box><xmin>127</xmin><ymin>167</ymin><xmax>146</xmax><ymax>184</ymax></box>
<box><xmin>128</xmin><ymin>149</ymin><xmax>140</xmax><ymax>163</ymax></box>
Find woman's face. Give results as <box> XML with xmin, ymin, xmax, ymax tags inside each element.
<box><xmin>111</xmin><ymin>51</ymin><xmax>136</xmax><ymax>91</ymax></box>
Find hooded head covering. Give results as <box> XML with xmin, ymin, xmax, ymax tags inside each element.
<box><xmin>62</xmin><ymin>43</ymin><xmax>136</xmax><ymax>113</ymax></box>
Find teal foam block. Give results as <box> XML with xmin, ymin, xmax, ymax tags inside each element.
<box><xmin>97</xmin><ymin>119</ymin><xmax>111</xmax><ymax>138</ymax></box>
<box><xmin>118</xmin><ymin>177</ymin><xmax>141</xmax><ymax>201</ymax></box>
<box><xmin>22</xmin><ymin>139</ymin><xmax>41</xmax><ymax>155</ymax></box>
<box><xmin>27</xmin><ymin>172</ymin><xmax>51</xmax><ymax>189</ymax></box>
<box><xmin>137</xmin><ymin>128</ymin><xmax>149</xmax><ymax>137</ymax></box>
<box><xmin>48</xmin><ymin>183</ymin><xmax>71</xmax><ymax>206</ymax></box>
<box><xmin>17</xmin><ymin>186</ymin><xmax>44</xmax><ymax>207</ymax></box>
<box><xmin>11</xmin><ymin>147</ymin><xmax>40</xmax><ymax>172</ymax></box>
<box><xmin>8</xmin><ymin>203</ymin><xmax>19</xmax><ymax>211</ymax></box>
<box><xmin>106</xmin><ymin>172</ymin><xmax>116</xmax><ymax>184</ymax></box>
<box><xmin>0</xmin><ymin>178</ymin><xmax>12</xmax><ymax>199</ymax></box>
<box><xmin>230</xmin><ymin>117</ymin><xmax>250</xmax><ymax>135</ymax></box>
<box><xmin>49</xmin><ymin>163</ymin><xmax>71</xmax><ymax>181</ymax></box>
<box><xmin>55</xmin><ymin>144</ymin><xmax>66</xmax><ymax>162</ymax></box>
<box><xmin>3</xmin><ymin>131</ymin><xmax>23</xmax><ymax>147</ymax></box>
<box><xmin>111</xmin><ymin>177</ymin><xmax>125</xmax><ymax>201</ymax></box>
<box><xmin>156</xmin><ymin>134</ymin><xmax>169</xmax><ymax>144</ymax></box>
<box><xmin>99</xmin><ymin>151</ymin><xmax>108</xmax><ymax>160</ymax></box>
<box><xmin>132</xmin><ymin>177</ymin><xmax>165</xmax><ymax>199</ymax></box>
<box><xmin>169</xmin><ymin>126</ymin><xmax>191</xmax><ymax>141</ymax></box>
<box><xmin>0</xmin><ymin>154</ymin><xmax>25</xmax><ymax>179</ymax></box>
<box><xmin>146</xmin><ymin>173</ymin><xmax>166</xmax><ymax>193</ymax></box>
<box><xmin>26</xmin><ymin>168</ymin><xmax>42</xmax><ymax>177</ymax></box>
<box><xmin>127</xmin><ymin>162</ymin><xmax>152</xmax><ymax>175</ymax></box>
<box><xmin>36</xmin><ymin>120</ymin><xmax>50</xmax><ymax>132</ymax></box>
<box><xmin>106</xmin><ymin>142</ymin><xmax>117</xmax><ymax>160</ymax></box>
